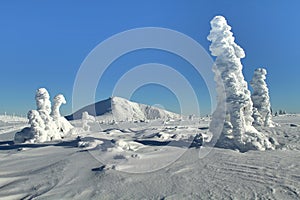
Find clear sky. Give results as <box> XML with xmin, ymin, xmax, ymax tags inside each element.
<box><xmin>0</xmin><ymin>0</ymin><xmax>299</xmax><ymax>116</ymax></box>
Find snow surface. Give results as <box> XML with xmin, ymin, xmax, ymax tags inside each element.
<box><xmin>0</xmin><ymin>114</ymin><xmax>299</xmax><ymax>199</ymax></box>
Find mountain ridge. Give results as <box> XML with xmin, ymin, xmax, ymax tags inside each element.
<box><xmin>65</xmin><ymin>96</ymin><xmax>180</xmax><ymax>121</ymax></box>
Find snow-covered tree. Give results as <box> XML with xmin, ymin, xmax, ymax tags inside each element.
<box><xmin>27</xmin><ymin>110</ymin><xmax>49</xmax><ymax>142</ymax></box>
<box><xmin>35</xmin><ymin>88</ymin><xmax>57</xmax><ymax>132</ymax></box>
<box><xmin>51</xmin><ymin>94</ymin><xmax>66</xmax><ymax>119</ymax></box>
<box><xmin>207</xmin><ymin>16</ymin><xmax>275</xmax><ymax>151</ymax></box>
<box><xmin>35</xmin><ymin>88</ymin><xmax>51</xmax><ymax>115</ymax></box>
<box><xmin>51</xmin><ymin>94</ymin><xmax>73</xmax><ymax>133</ymax></box>
<box><xmin>250</xmin><ymin>68</ymin><xmax>275</xmax><ymax>127</ymax></box>
<box><xmin>252</xmin><ymin>107</ymin><xmax>264</xmax><ymax>126</ymax></box>
<box><xmin>14</xmin><ymin>88</ymin><xmax>73</xmax><ymax>143</ymax></box>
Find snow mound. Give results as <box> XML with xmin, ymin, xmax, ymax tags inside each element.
<box><xmin>66</xmin><ymin>96</ymin><xmax>180</xmax><ymax>122</ymax></box>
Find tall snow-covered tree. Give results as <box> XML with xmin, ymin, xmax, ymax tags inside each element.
<box><xmin>207</xmin><ymin>16</ymin><xmax>275</xmax><ymax>151</ymax></box>
<box><xmin>250</xmin><ymin>68</ymin><xmax>275</xmax><ymax>127</ymax></box>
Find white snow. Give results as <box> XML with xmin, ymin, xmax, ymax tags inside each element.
<box><xmin>0</xmin><ymin>114</ymin><xmax>299</xmax><ymax>199</ymax></box>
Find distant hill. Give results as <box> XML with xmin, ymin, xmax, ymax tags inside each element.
<box><xmin>65</xmin><ymin>96</ymin><xmax>180</xmax><ymax>121</ymax></box>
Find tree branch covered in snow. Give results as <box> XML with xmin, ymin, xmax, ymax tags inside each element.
<box><xmin>208</xmin><ymin>16</ymin><xmax>276</xmax><ymax>152</ymax></box>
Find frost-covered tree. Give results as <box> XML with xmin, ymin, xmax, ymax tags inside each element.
<box><xmin>27</xmin><ymin>110</ymin><xmax>49</xmax><ymax>142</ymax></box>
<box><xmin>35</xmin><ymin>88</ymin><xmax>57</xmax><ymax>132</ymax></box>
<box><xmin>51</xmin><ymin>94</ymin><xmax>73</xmax><ymax>133</ymax></box>
<box><xmin>252</xmin><ymin>107</ymin><xmax>264</xmax><ymax>126</ymax></box>
<box><xmin>250</xmin><ymin>68</ymin><xmax>275</xmax><ymax>127</ymax></box>
<box><xmin>51</xmin><ymin>94</ymin><xmax>66</xmax><ymax>119</ymax></box>
<box><xmin>207</xmin><ymin>16</ymin><xmax>275</xmax><ymax>151</ymax></box>
<box><xmin>14</xmin><ymin>88</ymin><xmax>73</xmax><ymax>143</ymax></box>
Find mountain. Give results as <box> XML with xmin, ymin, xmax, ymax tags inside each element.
<box><xmin>65</xmin><ymin>96</ymin><xmax>180</xmax><ymax>121</ymax></box>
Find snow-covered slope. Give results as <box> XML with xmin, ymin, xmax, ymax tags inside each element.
<box><xmin>66</xmin><ymin>97</ymin><xmax>180</xmax><ymax>121</ymax></box>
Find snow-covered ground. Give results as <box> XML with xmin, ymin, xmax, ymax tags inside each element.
<box><xmin>0</xmin><ymin>115</ymin><xmax>28</xmax><ymax>135</ymax></box>
<box><xmin>0</xmin><ymin>114</ymin><xmax>299</xmax><ymax>199</ymax></box>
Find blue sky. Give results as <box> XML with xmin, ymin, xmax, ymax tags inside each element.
<box><xmin>0</xmin><ymin>0</ymin><xmax>299</xmax><ymax>116</ymax></box>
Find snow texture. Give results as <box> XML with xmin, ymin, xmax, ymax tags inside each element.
<box><xmin>250</xmin><ymin>68</ymin><xmax>275</xmax><ymax>127</ymax></box>
<box><xmin>207</xmin><ymin>16</ymin><xmax>275</xmax><ymax>152</ymax></box>
<box><xmin>14</xmin><ymin>88</ymin><xmax>73</xmax><ymax>143</ymax></box>
<box><xmin>1</xmin><ymin>114</ymin><xmax>300</xmax><ymax>199</ymax></box>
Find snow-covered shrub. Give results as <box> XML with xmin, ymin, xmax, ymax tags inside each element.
<box><xmin>207</xmin><ymin>16</ymin><xmax>275</xmax><ymax>152</ymax></box>
<box><xmin>14</xmin><ymin>88</ymin><xmax>73</xmax><ymax>143</ymax></box>
<box><xmin>250</xmin><ymin>68</ymin><xmax>275</xmax><ymax>127</ymax></box>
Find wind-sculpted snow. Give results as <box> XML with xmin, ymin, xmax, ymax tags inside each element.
<box><xmin>251</xmin><ymin>68</ymin><xmax>275</xmax><ymax>127</ymax></box>
<box><xmin>207</xmin><ymin>16</ymin><xmax>276</xmax><ymax>152</ymax></box>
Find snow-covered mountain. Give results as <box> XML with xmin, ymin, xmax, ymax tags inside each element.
<box><xmin>65</xmin><ymin>96</ymin><xmax>180</xmax><ymax>121</ymax></box>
